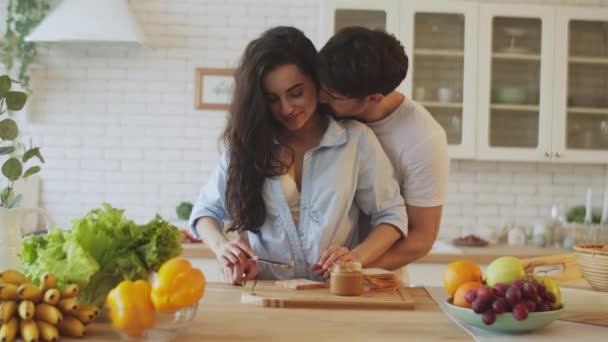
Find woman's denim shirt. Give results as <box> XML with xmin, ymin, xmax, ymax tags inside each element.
<box><xmin>190</xmin><ymin>117</ymin><xmax>407</xmax><ymax>280</ymax></box>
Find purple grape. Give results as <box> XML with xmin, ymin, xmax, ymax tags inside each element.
<box><xmin>493</xmin><ymin>283</ymin><xmax>508</xmax><ymax>297</ymax></box>
<box><xmin>482</xmin><ymin>309</ymin><xmax>496</xmax><ymax>325</ymax></box>
<box><xmin>537</xmin><ymin>303</ymin><xmax>550</xmax><ymax>312</ymax></box>
<box><xmin>523</xmin><ymin>282</ymin><xmax>538</xmax><ymax>299</ymax></box>
<box><xmin>534</xmin><ymin>295</ymin><xmax>543</xmax><ymax>304</ymax></box>
<box><xmin>465</xmin><ymin>289</ymin><xmax>477</xmax><ymax>304</ymax></box>
<box><xmin>492</xmin><ymin>298</ymin><xmax>507</xmax><ymax>314</ymax></box>
<box><xmin>472</xmin><ymin>299</ymin><xmax>487</xmax><ymax>314</ymax></box>
<box><xmin>537</xmin><ymin>283</ymin><xmax>547</xmax><ymax>295</ymax></box>
<box><xmin>512</xmin><ymin>303</ymin><xmax>529</xmax><ymax>321</ymax></box>
<box><xmin>512</xmin><ymin>279</ymin><xmax>525</xmax><ymax>288</ymax></box>
<box><xmin>542</xmin><ymin>292</ymin><xmax>556</xmax><ymax>304</ymax></box>
<box><xmin>477</xmin><ymin>287</ymin><xmax>494</xmax><ymax>302</ymax></box>
<box><xmin>524</xmin><ymin>299</ymin><xmax>536</xmax><ymax>312</ymax></box>
<box><xmin>505</xmin><ymin>286</ymin><xmax>522</xmax><ymax>306</ymax></box>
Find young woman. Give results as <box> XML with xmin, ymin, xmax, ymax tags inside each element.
<box><xmin>189</xmin><ymin>26</ymin><xmax>407</xmax><ymax>285</ymax></box>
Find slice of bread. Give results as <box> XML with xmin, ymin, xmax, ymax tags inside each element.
<box><xmin>362</xmin><ymin>268</ymin><xmax>402</xmax><ymax>290</ymax></box>
<box><xmin>275</xmin><ymin>279</ymin><xmax>328</xmax><ymax>290</ymax></box>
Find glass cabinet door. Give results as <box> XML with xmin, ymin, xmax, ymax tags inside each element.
<box><xmin>477</xmin><ymin>5</ymin><xmax>555</xmax><ymax>161</ymax></box>
<box><xmin>320</xmin><ymin>0</ymin><xmax>399</xmax><ymax>47</ymax></box>
<box><xmin>402</xmin><ymin>1</ymin><xmax>478</xmax><ymax>159</ymax></box>
<box><xmin>553</xmin><ymin>7</ymin><xmax>608</xmax><ymax>163</ymax></box>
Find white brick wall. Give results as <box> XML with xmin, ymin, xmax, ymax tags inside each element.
<box><xmin>1</xmin><ymin>0</ymin><xmax>607</xmax><ymax>238</ymax></box>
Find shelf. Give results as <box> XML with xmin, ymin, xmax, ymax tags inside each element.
<box><xmin>568</xmin><ymin>107</ymin><xmax>608</xmax><ymax>115</ymax></box>
<box><xmin>420</xmin><ymin>101</ymin><xmax>462</xmax><ymax>109</ymax></box>
<box><xmin>490</xmin><ymin>104</ymin><xmax>539</xmax><ymax>112</ymax></box>
<box><xmin>414</xmin><ymin>49</ymin><xmax>464</xmax><ymax>57</ymax></box>
<box><xmin>492</xmin><ymin>53</ymin><xmax>541</xmax><ymax>61</ymax></box>
<box><xmin>569</xmin><ymin>56</ymin><xmax>608</xmax><ymax>65</ymax></box>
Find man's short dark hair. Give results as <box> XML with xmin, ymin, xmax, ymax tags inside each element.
<box><xmin>319</xmin><ymin>26</ymin><xmax>408</xmax><ymax>99</ymax></box>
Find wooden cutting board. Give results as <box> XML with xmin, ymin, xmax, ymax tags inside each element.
<box><xmin>241</xmin><ymin>280</ymin><xmax>415</xmax><ymax>310</ymax></box>
<box><xmin>559</xmin><ymin>286</ymin><xmax>608</xmax><ymax>327</ymax></box>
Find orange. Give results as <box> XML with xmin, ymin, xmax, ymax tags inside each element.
<box><xmin>453</xmin><ymin>281</ymin><xmax>484</xmax><ymax>308</ymax></box>
<box><xmin>443</xmin><ymin>259</ymin><xmax>482</xmax><ymax>296</ymax></box>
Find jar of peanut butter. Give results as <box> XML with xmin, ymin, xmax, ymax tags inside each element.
<box><xmin>329</xmin><ymin>261</ymin><xmax>364</xmax><ymax>296</ymax></box>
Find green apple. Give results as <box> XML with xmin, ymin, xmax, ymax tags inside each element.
<box><xmin>535</xmin><ymin>275</ymin><xmax>562</xmax><ymax>309</ymax></box>
<box><xmin>485</xmin><ymin>256</ymin><xmax>525</xmax><ymax>287</ymax></box>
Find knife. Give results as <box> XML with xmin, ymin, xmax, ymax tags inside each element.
<box><xmin>252</xmin><ymin>257</ymin><xmax>294</xmax><ymax>270</ymax></box>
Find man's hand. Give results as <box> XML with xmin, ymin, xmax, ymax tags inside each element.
<box><xmin>313</xmin><ymin>245</ymin><xmax>361</xmax><ymax>279</ymax></box>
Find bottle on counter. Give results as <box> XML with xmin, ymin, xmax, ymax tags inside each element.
<box><xmin>563</xmin><ymin>225</ymin><xmax>578</xmax><ymax>250</ymax></box>
<box><xmin>532</xmin><ymin>222</ymin><xmax>547</xmax><ymax>247</ymax></box>
<box><xmin>545</xmin><ymin>204</ymin><xmax>566</xmax><ymax>248</ymax></box>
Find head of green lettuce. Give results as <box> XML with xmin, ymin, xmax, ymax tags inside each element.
<box><xmin>19</xmin><ymin>203</ymin><xmax>183</xmax><ymax>307</ymax></box>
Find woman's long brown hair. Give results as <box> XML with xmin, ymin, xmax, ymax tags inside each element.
<box><xmin>221</xmin><ymin>26</ymin><xmax>320</xmax><ymax>233</ymax></box>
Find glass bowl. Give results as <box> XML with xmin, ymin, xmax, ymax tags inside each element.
<box><xmin>107</xmin><ymin>303</ymin><xmax>199</xmax><ymax>341</ymax></box>
<box><xmin>445</xmin><ymin>300</ymin><xmax>563</xmax><ymax>333</ymax></box>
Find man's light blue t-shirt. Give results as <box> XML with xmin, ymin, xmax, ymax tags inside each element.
<box><xmin>190</xmin><ymin>116</ymin><xmax>407</xmax><ymax>280</ymax></box>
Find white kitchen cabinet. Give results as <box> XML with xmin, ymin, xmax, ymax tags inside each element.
<box><xmin>318</xmin><ymin>0</ymin><xmax>400</xmax><ymax>48</ymax></box>
<box><xmin>476</xmin><ymin>4</ymin><xmax>608</xmax><ymax>163</ymax></box>
<box><xmin>552</xmin><ymin>7</ymin><xmax>608</xmax><ymax>163</ymax></box>
<box><xmin>476</xmin><ymin>4</ymin><xmax>556</xmax><ymax>162</ymax></box>
<box><xmin>401</xmin><ymin>0</ymin><xmax>478</xmax><ymax>159</ymax></box>
<box><xmin>318</xmin><ymin>1</ymin><xmax>608</xmax><ymax>164</ymax></box>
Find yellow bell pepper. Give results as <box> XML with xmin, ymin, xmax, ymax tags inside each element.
<box><xmin>151</xmin><ymin>257</ymin><xmax>206</xmax><ymax>313</ymax></box>
<box><xmin>106</xmin><ymin>280</ymin><xmax>156</xmax><ymax>337</ymax></box>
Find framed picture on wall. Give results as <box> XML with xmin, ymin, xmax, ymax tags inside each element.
<box><xmin>195</xmin><ymin>68</ymin><xmax>234</xmax><ymax>110</ymax></box>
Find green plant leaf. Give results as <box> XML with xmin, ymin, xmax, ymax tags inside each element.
<box><xmin>0</xmin><ymin>75</ymin><xmax>11</xmax><ymax>97</ymax></box>
<box><xmin>1</xmin><ymin>186</ymin><xmax>15</xmax><ymax>207</ymax></box>
<box><xmin>0</xmin><ymin>146</ymin><xmax>15</xmax><ymax>155</ymax></box>
<box><xmin>23</xmin><ymin>166</ymin><xmax>40</xmax><ymax>178</ymax></box>
<box><xmin>0</xmin><ymin>119</ymin><xmax>19</xmax><ymax>140</ymax></box>
<box><xmin>2</xmin><ymin>157</ymin><xmax>23</xmax><ymax>181</ymax></box>
<box><xmin>6</xmin><ymin>91</ymin><xmax>27</xmax><ymax>111</ymax></box>
<box><xmin>22</xmin><ymin>147</ymin><xmax>43</xmax><ymax>163</ymax></box>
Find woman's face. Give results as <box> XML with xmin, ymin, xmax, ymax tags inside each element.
<box><xmin>263</xmin><ymin>64</ymin><xmax>318</xmax><ymax>132</ymax></box>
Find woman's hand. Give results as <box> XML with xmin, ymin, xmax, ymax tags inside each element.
<box><xmin>313</xmin><ymin>245</ymin><xmax>361</xmax><ymax>279</ymax></box>
<box><xmin>216</xmin><ymin>238</ymin><xmax>258</xmax><ymax>268</ymax></box>
<box><xmin>215</xmin><ymin>238</ymin><xmax>259</xmax><ymax>285</ymax></box>
<box><xmin>220</xmin><ymin>260</ymin><xmax>259</xmax><ymax>286</ymax></box>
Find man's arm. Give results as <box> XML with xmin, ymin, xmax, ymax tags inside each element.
<box><xmin>366</xmin><ymin>205</ymin><xmax>442</xmax><ymax>270</ymax></box>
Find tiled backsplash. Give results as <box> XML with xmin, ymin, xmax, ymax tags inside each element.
<box><xmin>1</xmin><ymin>0</ymin><xmax>607</xmax><ymax>237</ymax></box>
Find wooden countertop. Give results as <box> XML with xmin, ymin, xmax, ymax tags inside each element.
<box><xmin>72</xmin><ymin>282</ymin><xmax>473</xmax><ymax>341</ymax></box>
<box><xmin>180</xmin><ymin>242</ymin><xmax>570</xmax><ymax>265</ymax></box>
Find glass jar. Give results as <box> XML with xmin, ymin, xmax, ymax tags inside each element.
<box><xmin>329</xmin><ymin>261</ymin><xmax>364</xmax><ymax>296</ymax></box>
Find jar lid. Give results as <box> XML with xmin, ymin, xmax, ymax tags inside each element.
<box><xmin>331</xmin><ymin>261</ymin><xmax>362</xmax><ymax>273</ymax></box>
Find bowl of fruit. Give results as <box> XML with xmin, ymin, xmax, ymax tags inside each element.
<box><xmin>443</xmin><ymin>257</ymin><xmax>563</xmax><ymax>333</ymax></box>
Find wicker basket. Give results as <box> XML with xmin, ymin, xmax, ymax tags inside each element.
<box><xmin>573</xmin><ymin>244</ymin><xmax>608</xmax><ymax>292</ymax></box>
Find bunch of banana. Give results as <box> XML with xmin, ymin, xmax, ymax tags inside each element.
<box><xmin>0</xmin><ymin>269</ymin><xmax>100</xmax><ymax>342</ymax></box>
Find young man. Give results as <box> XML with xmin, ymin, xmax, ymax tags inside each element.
<box><xmin>318</xmin><ymin>26</ymin><xmax>449</xmax><ymax>271</ymax></box>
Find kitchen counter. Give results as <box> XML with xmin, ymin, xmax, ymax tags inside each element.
<box><xmin>72</xmin><ymin>281</ymin><xmax>606</xmax><ymax>341</ymax></box>
<box><xmin>180</xmin><ymin>242</ymin><xmax>570</xmax><ymax>264</ymax></box>
<box><xmin>417</xmin><ymin>243</ymin><xmax>570</xmax><ymax>264</ymax></box>
<box><xmin>74</xmin><ymin>282</ymin><xmax>472</xmax><ymax>341</ymax></box>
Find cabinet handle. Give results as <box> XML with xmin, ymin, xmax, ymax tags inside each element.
<box><xmin>555</xmin><ymin>152</ymin><xmax>561</xmax><ymax>158</ymax></box>
<box><xmin>544</xmin><ymin>152</ymin><xmax>551</xmax><ymax>158</ymax></box>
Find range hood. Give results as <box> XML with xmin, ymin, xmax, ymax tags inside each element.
<box><xmin>26</xmin><ymin>0</ymin><xmax>145</xmax><ymax>45</ymax></box>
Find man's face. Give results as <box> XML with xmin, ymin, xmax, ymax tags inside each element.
<box><xmin>318</xmin><ymin>86</ymin><xmax>368</xmax><ymax>120</ymax></box>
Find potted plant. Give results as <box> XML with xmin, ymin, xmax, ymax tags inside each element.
<box><xmin>0</xmin><ymin>74</ymin><xmax>49</xmax><ymax>270</ymax></box>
